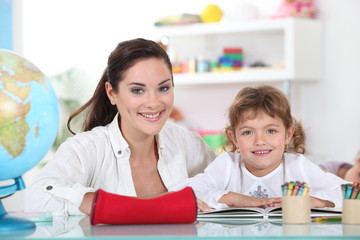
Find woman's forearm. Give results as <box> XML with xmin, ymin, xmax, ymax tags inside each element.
<box><xmin>79</xmin><ymin>192</ymin><xmax>95</xmax><ymax>215</ymax></box>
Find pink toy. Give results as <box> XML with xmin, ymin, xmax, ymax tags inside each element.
<box><xmin>296</xmin><ymin>0</ymin><xmax>316</xmax><ymax>18</ymax></box>
<box><xmin>272</xmin><ymin>0</ymin><xmax>298</xmax><ymax>19</ymax></box>
<box><xmin>272</xmin><ymin>0</ymin><xmax>316</xmax><ymax>19</ymax></box>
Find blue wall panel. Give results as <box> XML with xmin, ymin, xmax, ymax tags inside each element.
<box><xmin>0</xmin><ymin>0</ymin><xmax>13</xmax><ymax>50</ymax></box>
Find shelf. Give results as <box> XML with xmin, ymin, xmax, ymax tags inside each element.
<box><xmin>173</xmin><ymin>68</ymin><xmax>291</xmax><ymax>86</ymax></box>
<box><xmin>155</xmin><ymin>18</ymin><xmax>305</xmax><ymax>36</ymax></box>
<box><xmin>155</xmin><ymin>18</ymin><xmax>323</xmax><ymax>85</ymax></box>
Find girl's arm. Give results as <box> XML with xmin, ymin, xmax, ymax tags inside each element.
<box><xmin>170</xmin><ymin>153</ymin><xmax>234</xmax><ymax>209</ymax></box>
<box><xmin>219</xmin><ymin>192</ymin><xmax>282</xmax><ymax>208</ymax></box>
<box><xmin>310</xmin><ymin>196</ymin><xmax>335</xmax><ymax>208</ymax></box>
<box><xmin>297</xmin><ymin>154</ymin><xmax>349</xmax><ymax>208</ymax></box>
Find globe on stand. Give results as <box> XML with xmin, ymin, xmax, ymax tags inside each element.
<box><xmin>0</xmin><ymin>49</ymin><xmax>59</xmax><ymax>236</ymax></box>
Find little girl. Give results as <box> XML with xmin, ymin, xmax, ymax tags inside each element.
<box><xmin>171</xmin><ymin>85</ymin><xmax>348</xmax><ymax>210</ymax></box>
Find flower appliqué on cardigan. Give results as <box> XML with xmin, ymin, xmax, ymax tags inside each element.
<box><xmin>250</xmin><ymin>185</ymin><xmax>269</xmax><ymax>198</ymax></box>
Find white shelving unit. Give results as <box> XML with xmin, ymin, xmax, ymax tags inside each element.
<box><xmin>154</xmin><ymin>18</ymin><xmax>323</xmax><ymax>97</ymax></box>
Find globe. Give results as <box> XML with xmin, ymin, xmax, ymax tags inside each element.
<box><xmin>0</xmin><ymin>49</ymin><xmax>59</xmax><ymax>181</ymax></box>
<box><xmin>0</xmin><ymin>49</ymin><xmax>59</xmax><ymax>236</ymax></box>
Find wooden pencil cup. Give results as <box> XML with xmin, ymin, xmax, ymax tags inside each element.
<box><xmin>342</xmin><ymin>199</ymin><xmax>360</xmax><ymax>224</ymax></box>
<box><xmin>282</xmin><ymin>196</ymin><xmax>311</xmax><ymax>224</ymax></box>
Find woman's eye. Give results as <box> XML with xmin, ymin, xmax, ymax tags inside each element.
<box><xmin>267</xmin><ymin>129</ymin><xmax>277</xmax><ymax>134</ymax></box>
<box><xmin>159</xmin><ymin>85</ymin><xmax>170</xmax><ymax>92</ymax></box>
<box><xmin>131</xmin><ymin>88</ymin><xmax>144</xmax><ymax>94</ymax></box>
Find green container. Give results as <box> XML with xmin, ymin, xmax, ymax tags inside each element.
<box><xmin>203</xmin><ymin>134</ymin><xmax>227</xmax><ymax>153</ymax></box>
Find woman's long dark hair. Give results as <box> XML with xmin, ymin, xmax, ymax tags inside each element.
<box><xmin>67</xmin><ymin>38</ymin><xmax>173</xmax><ymax>134</ymax></box>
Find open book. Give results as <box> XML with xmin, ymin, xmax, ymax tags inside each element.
<box><xmin>197</xmin><ymin>206</ymin><xmax>342</xmax><ymax>221</ymax></box>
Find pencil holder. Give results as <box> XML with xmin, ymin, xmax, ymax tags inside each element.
<box><xmin>342</xmin><ymin>199</ymin><xmax>360</xmax><ymax>224</ymax></box>
<box><xmin>282</xmin><ymin>196</ymin><xmax>311</xmax><ymax>224</ymax></box>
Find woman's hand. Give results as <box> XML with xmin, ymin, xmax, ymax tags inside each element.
<box><xmin>310</xmin><ymin>196</ymin><xmax>335</xmax><ymax>208</ymax></box>
<box><xmin>219</xmin><ymin>192</ymin><xmax>282</xmax><ymax>208</ymax></box>
<box><xmin>79</xmin><ymin>192</ymin><xmax>95</xmax><ymax>215</ymax></box>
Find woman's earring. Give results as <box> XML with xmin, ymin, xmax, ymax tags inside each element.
<box><xmin>236</xmin><ymin>149</ymin><xmax>240</xmax><ymax>153</ymax></box>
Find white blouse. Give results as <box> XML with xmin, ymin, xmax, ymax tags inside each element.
<box><xmin>23</xmin><ymin>114</ymin><xmax>216</xmax><ymax>215</ymax></box>
<box><xmin>170</xmin><ymin>152</ymin><xmax>349</xmax><ymax>209</ymax></box>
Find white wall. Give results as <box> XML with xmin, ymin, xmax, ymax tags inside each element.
<box><xmin>20</xmin><ymin>0</ymin><xmax>360</xmax><ymax>162</ymax></box>
<box><xmin>3</xmin><ymin>0</ymin><xmax>360</xmax><ymax>210</ymax></box>
<box><xmin>294</xmin><ymin>0</ymin><xmax>360</xmax><ymax>163</ymax></box>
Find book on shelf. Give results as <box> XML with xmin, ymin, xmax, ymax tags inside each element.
<box><xmin>197</xmin><ymin>206</ymin><xmax>342</xmax><ymax>221</ymax></box>
<box><xmin>154</xmin><ymin>14</ymin><xmax>201</xmax><ymax>27</ymax></box>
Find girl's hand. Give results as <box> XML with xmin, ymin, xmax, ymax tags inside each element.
<box><xmin>219</xmin><ymin>192</ymin><xmax>282</xmax><ymax>208</ymax></box>
<box><xmin>267</xmin><ymin>197</ymin><xmax>282</xmax><ymax>207</ymax></box>
<box><xmin>310</xmin><ymin>196</ymin><xmax>335</xmax><ymax>208</ymax></box>
<box><xmin>197</xmin><ymin>198</ymin><xmax>212</xmax><ymax>212</ymax></box>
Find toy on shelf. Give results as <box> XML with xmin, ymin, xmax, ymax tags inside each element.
<box><xmin>218</xmin><ymin>48</ymin><xmax>243</xmax><ymax>72</ymax></box>
<box><xmin>200</xmin><ymin>4</ymin><xmax>223</xmax><ymax>23</ymax></box>
<box><xmin>296</xmin><ymin>0</ymin><xmax>316</xmax><ymax>19</ymax></box>
<box><xmin>171</xmin><ymin>47</ymin><xmax>244</xmax><ymax>74</ymax></box>
<box><xmin>272</xmin><ymin>0</ymin><xmax>298</xmax><ymax>19</ymax></box>
<box><xmin>194</xmin><ymin>130</ymin><xmax>227</xmax><ymax>154</ymax></box>
<box><xmin>154</xmin><ymin>4</ymin><xmax>223</xmax><ymax>27</ymax></box>
<box><xmin>272</xmin><ymin>0</ymin><xmax>316</xmax><ymax>19</ymax></box>
<box><xmin>154</xmin><ymin>14</ymin><xmax>201</xmax><ymax>27</ymax></box>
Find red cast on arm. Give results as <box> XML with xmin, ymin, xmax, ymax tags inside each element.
<box><xmin>90</xmin><ymin>187</ymin><xmax>197</xmax><ymax>225</ymax></box>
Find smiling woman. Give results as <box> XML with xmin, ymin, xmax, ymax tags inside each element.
<box><xmin>23</xmin><ymin>38</ymin><xmax>216</xmax><ymax>218</ymax></box>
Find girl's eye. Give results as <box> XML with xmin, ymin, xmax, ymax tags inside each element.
<box><xmin>267</xmin><ymin>129</ymin><xmax>277</xmax><ymax>134</ymax></box>
<box><xmin>131</xmin><ymin>88</ymin><xmax>144</xmax><ymax>94</ymax></box>
<box><xmin>242</xmin><ymin>130</ymin><xmax>252</xmax><ymax>136</ymax></box>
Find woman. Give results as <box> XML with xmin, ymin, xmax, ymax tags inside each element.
<box><xmin>24</xmin><ymin>38</ymin><xmax>216</xmax><ymax>215</ymax></box>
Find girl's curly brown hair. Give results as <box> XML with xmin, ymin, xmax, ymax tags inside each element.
<box><xmin>225</xmin><ymin>85</ymin><xmax>305</xmax><ymax>154</ymax></box>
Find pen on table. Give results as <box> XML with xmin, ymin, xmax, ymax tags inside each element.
<box><xmin>345</xmin><ymin>185</ymin><xmax>353</xmax><ymax>199</ymax></box>
<box><xmin>356</xmin><ymin>189</ymin><xmax>360</xmax><ymax>199</ymax></box>
<box><xmin>291</xmin><ymin>182</ymin><xmax>301</xmax><ymax>196</ymax></box>
<box><xmin>311</xmin><ymin>216</ymin><xmax>342</xmax><ymax>222</ymax></box>
<box><xmin>297</xmin><ymin>185</ymin><xmax>304</xmax><ymax>196</ymax></box>
<box><xmin>350</xmin><ymin>186</ymin><xmax>359</xmax><ymax>199</ymax></box>
<box><xmin>281</xmin><ymin>183</ymin><xmax>288</xmax><ymax>196</ymax></box>
<box><xmin>302</xmin><ymin>184</ymin><xmax>310</xmax><ymax>196</ymax></box>
<box><xmin>287</xmin><ymin>182</ymin><xmax>294</xmax><ymax>196</ymax></box>
<box><xmin>341</xmin><ymin>184</ymin><xmax>347</xmax><ymax>199</ymax></box>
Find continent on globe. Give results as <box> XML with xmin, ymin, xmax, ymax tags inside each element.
<box><xmin>0</xmin><ymin>93</ymin><xmax>30</xmax><ymax>158</ymax></box>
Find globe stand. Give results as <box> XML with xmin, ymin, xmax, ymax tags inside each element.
<box><xmin>0</xmin><ymin>177</ymin><xmax>36</xmax><ymax>237</ymax></box>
